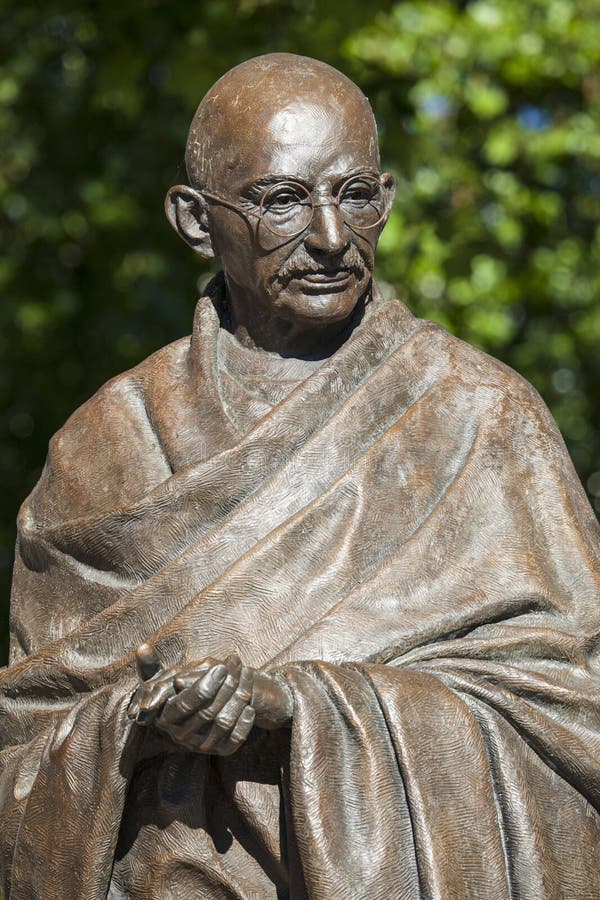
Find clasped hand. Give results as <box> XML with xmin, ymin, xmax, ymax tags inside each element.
<box><xmin>127</xmin><ymin>645</ymin><xmax>293</xmax><ymax>757</ymax></box>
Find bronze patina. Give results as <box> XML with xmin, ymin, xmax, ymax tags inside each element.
<box><xmin>2</xmin><ymin>53</ymin><xmax>600</xmax><ymax>899</ymax></box>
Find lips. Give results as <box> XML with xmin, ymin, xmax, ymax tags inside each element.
<box><xmin>294</xmin><ymin>270</ymin><xmax>354</xmax><ymax>290</ymax></box>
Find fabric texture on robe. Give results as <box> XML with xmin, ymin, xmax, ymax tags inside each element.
<box><xmin>1</xmin><ymin>273</ymin><xmax>600</xmax><ymax>899</ymax></box>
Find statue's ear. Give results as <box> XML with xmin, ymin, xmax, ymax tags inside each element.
<box><xmin>164</xmin><ymin>185</ymin><xmax>215</xmax><ymax>259</ymax></box>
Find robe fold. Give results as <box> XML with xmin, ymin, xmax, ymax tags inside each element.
<box><xmin>1</xmin><ymin>275</ymin><xmax>600</xmax><ymax>898</ymax></box>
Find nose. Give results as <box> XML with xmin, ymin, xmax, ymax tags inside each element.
<box><xmin>303</xmin><ymin>200</ymin><xmax>350</xmax><ymax>255</ymax></box>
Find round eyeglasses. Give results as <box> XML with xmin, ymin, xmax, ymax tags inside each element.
<box><xmin>200</xmin><ymin>174</ymin><xmax>388</xmax><ymax>241</ymax></box>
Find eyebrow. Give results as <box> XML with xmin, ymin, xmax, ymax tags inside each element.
<box><xmin>242</xmin><ymin>166</ymin><xmax>381</xmax><ymax>193</ymax></box>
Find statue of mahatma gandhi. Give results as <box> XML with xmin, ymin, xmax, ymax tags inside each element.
<box><xmin>2</xmin><ymin>53</ymin><xmax>600</xmax><ymax>900</ymax></box>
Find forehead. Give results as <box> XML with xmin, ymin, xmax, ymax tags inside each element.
<box><xmin>219</xmin><ymin>100</ymin><xmax>379</xmax><ymax>189</ymax></box>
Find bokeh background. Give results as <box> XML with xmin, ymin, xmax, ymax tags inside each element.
<box><xmin>1</xmin><ymin>0</ymin><xmax>599</xmax><ymax>665</ymax></box>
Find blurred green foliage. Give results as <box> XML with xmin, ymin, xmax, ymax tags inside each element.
<box><xmin>1</xmin><ymin>0</ymin><xmax>599</xmax><ymax>664</ymax></box>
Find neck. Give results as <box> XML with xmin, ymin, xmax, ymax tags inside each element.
<box><xmin>223</xmin><ymin>278</ymin><xmax>371</xmax><ymax>360</ymax></box>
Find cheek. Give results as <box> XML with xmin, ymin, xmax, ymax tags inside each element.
<box><xmin>220</xmin><ymin>242</ymin><xmax>292</xmax><ymax>296</ymax></box>
<box><xmin>354</xmin><ymin>233</ymin><xmax>378</xmax><ymax>260</ymax></box>
<box><xmin>210</xmin><ymin>219</ymin><xmax>258</xmax><ymax>283</ymax></box>
<box><xmin>346</xmin><ymin>239</ymin><xmax>375</xmax><ymax>278</ymax></box>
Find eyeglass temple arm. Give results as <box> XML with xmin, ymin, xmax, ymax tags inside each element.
<box><xmin>199</xmin><ymin>190</ymin><xmax>261</xmax><ymax>221</ymax></box>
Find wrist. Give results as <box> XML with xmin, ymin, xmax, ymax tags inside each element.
<box><xmin>252</xmin><ymin>672</ymin><xmax>294</xmax><ymax>730</ymax></box>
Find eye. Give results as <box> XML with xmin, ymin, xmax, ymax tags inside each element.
<box><xmin>262</xmin><ymin>184</ymin><xmax>309</xmax><ymax>212</ymax></box>
<box><xmin>340</xmin><ymin>179</ymin><xmax>378</xmax><ymax>206</ymax></box>
<box><xmin>271</xmin><ymin>191</ymin><xmax>299</xmax><ymax>208</ymax></box>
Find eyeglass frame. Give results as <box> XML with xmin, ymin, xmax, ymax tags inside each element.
<box><xmin>198</xmin><ymin>172</ymin><xmax>391</xmax><ymax>241</ymax></box>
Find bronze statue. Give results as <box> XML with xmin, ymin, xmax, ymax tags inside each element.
<box><xmin>2</xmin><ymin>53</ymin><xmax>600</xmax><ymax>899</ymax></box>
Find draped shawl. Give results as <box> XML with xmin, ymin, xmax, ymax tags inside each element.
<box><xmin>2</xmin><ymin>277</ymin><xmax>600</xmax><ymax>899</ymax></box>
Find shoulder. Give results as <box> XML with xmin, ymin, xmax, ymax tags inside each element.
<box><xmin>422</xmin><ymin>319</ymin><xmax>577</xmax><ymax>485</ymax></box>
<box><xmin>411</xmin><ymin>313</ymin><xmax>549</xmax><ymax>414</ymax></box>
<box><xmin>24</xmin><ymin>337</ymin><xmax>191</xmax><ymax>526</ymax></box>
<box><xmin>390</xmin><ymin>308</ymin><xmax>568</xmax><ymax>464</ymax></box>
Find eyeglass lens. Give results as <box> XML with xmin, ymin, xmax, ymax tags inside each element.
<box><xmin>260</xmin><ymin>175</ymin><xmax>386</xmax><ymax>238</ymax></box>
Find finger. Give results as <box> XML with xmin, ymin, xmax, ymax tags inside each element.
<box><xmin>137</xmin><ymin>677</ymin><xmax>179</xmax><ymax>722</ymax></box>
<box><xmin>182</xmin><ymin>655</ymin><xmax>242</xmax><ymax>720</ymax></box>
<box><xmin>177</xmin><ymin>704</ymin><xmax>256</xmax><ymax>755</ymax></box>
<box><xmin>128</xmin><ymin>672</ymin><xmax>177</xmax><ymax>723</ymax></box>
<box><xmin>194</xmin><ymin>655</ymin><xmax>242</xmax><ymax>721</ymax></box>
<box><xmin>159</xmin><ymin>658</ymin><xmax>240</xmax><ymax>735</ymax></box>
<box><xmin>217</xmin><ymin>705</ymin><xmax>256</xmax><ymax>756</ymax></box>
<box><xmin>135</xmin><ymin>643</ymin><xmax>162</xmax><ymax>681</ymax></box>
<box><xmin>130</xmin><ymin>661</ymin><xmax>217</xmax><ymax>726</ymax></box>
<box><xmin>173</xmin><ymin>658</ymin><xmax>219</xmax><ymax>692</ymax></box>
<box><xmin>158</xmin><ymin>665</ymin><xmax>228</xmax><ymax>728</ymax></box>
<box><xmin>189</xmin><ymin>665</ymin><xmax>253</xmax><ymax>752</ymax></box>
<box><xmin>127</xmin><ymin>685</ymin><xmax>144</xmax><ymax>720</ymax></box>
<box><xmin>173</xmin><ymin>674</ymin><xmax>204</xmax><ymax>692</ymax></box>
<box><xmin>140</xmin><ymin>665</ymin><xmax>179</xmax><ymax>690</ymax></box>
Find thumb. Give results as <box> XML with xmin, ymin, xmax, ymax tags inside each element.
<box><xmin>135</xmin><ymin>643</ymin><xmax>162</xmax><ymax>681</ymax></box>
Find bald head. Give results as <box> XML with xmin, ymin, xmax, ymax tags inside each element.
<box><xmin>185</xmin><ymin>53</ymin><xmax>379</xmax><ymax>190</ymax></box>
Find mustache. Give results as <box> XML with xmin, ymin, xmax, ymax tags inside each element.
<box><xmin>273</xmin><ymin>245</ymin><xmax>368</xmax><ymax>288</ymax></box>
